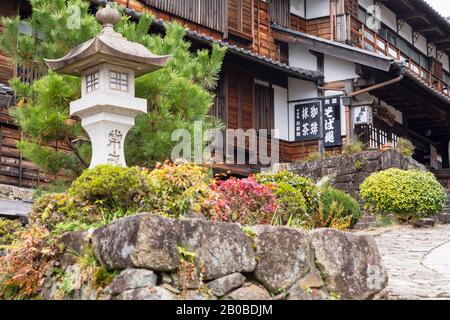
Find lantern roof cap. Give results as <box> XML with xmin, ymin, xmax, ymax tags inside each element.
<box><xmin>45</xmin><ymin>3</ymin><xmax>171</xmax><ymax>77</ymax></box>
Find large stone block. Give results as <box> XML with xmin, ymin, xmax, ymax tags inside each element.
<box><xmin>117</xmin><ymin>286</ymin><xmax>177</xmax><ymax>300</ymax></box>
<box><xmin>92</xmin><ymin>214</ymin><xmax>180</xmax><ymax>271</ymax></box>
<box><xmin>104</xmin><ymin>269</ymin><xmax>158</xmax><ymax>297</ymax></box>
<box><xmin>252</xmin><ymin>226</ymin><xmax>312</xmax><ymax>293</ymax></box>
<box><xmin>179</xmin><ymin>219</ymin><xmax>256</xmax><ymax>280</ymax></box>
<box><xmin>206</xmin><ymin>273</ymin><xmax>246</xmax><ymax>297</ymax></box>
<box><xmin>224</xmin><ymin>284</ymin><xmax>271</xmax><ymax>300</ymax></box>
<box><xmin>310</xmin><ymin>229</ymin><xmax>388</xmax><ymax>300</ymax></box>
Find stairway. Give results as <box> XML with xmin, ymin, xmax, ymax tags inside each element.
<box><xmin>354</xmin><ymin>213</ymin><xmax>377</xmax><ymax>230</ymax></box>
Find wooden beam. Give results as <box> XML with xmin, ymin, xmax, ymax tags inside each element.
<box><xmin>271</xmin><ymin>26</ymin><xmax>393</xmax><ymax>72</ymax></box>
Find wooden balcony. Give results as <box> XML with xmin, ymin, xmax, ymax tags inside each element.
<box><xmin>355</xmin><ymin>23</ymin><xmax>450</xmax><ymax>98</ymax></box>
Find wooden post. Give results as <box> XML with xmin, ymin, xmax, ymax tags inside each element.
<box><xmin>442</xmin><ymin>140</ymin><xmax>450</xmax><ymax>169</ymax></box>
<box><xmin>330</xmin><ymin>0</ymin><xmax>335</xmax><ymax>41</ymax></box>
<box><xmin>343</xmin><ymin>79</ymin><xmax>354</xmax><ymax>145</ymax></box>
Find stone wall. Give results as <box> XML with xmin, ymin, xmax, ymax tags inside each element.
<box><xmin>275</xmin><ymin>150</ymin><xmax>424</xmax><ymax>200</ymax></box>
<box><xmin>42</xmin><ymin>213</ymin><xmax>389</xmax><ymax>300</ymax></box>
<box><xmin>0</xmin><ymin>184</ymin><xmax>34</xmax><ymax>202</ymax></box>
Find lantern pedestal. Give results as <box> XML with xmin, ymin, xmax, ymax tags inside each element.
<box><xmin>81</xmin><ymin>113</ymin><xmax>135</xmax><ymax>168</ymax></box>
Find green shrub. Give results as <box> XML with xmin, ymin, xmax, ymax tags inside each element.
<box><xmin>30</xmin><ymin>165</ymin><xmax>150</xmax><ymax>233</ymax></box>
<box><xmin>273</xmin><ymin>182</ymin><xmax>308</xmax><ymax>227</ymax></box>
<box><xmin>255</xmin><ymin>170</ymin><xmax>319</xmax><ymax>215</ymax></box>
<box><xmin>0</xmin><ymin>219</ymin><xmax>25</xmax><ymax>247</ymax></box>
<box><xmin>397</xmin><ymin>138</ymin><xmax>415</xmax><ymax>157</ymax></box>
<box><xmin>70</xmin><ymin>165</ymin><xmax>150</xmax><ymax>213</ymax></box>
<box><xmin>360</xmin><ymin>168</ymin><xmax>446</xmax><ymax>222</ymax></box>
<box><xmin>319</xmin><ymin>186</ymin><xmax>362</xmax><ymax>227</ymax></box>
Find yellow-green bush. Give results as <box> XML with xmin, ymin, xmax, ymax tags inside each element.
<box><xmin>360</xmin><ymin>168</ymin><xmax>446</xmax><ymax>221</ymax></box>
<box><xmin>397</xmin><ymin>138</ymin><xmax>415</xmax><ymax>157</ymax></box>
<box><xmin>146</xmin><ymin>162</ymin><xmax>213</xmax><ymax>218</ymax></box>
<box><xmin>29</xmin><ymin>193</ymin><xmax>102</xmax><ymax>233</ymax></box>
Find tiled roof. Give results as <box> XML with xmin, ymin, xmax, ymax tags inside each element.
<box><xmin>400</xmin><ymin>66</ymin><xmax>450</xmax><ymax>105</ymax></box>
<box><xmin>92</xmin><ymin>0</ymin><xmax>323</xmax><ymax>82</ymax></box>
<box><xmin>186</xmin><ymin>30</ymin><xmax>323</xmax><ymax>82</ymax></box>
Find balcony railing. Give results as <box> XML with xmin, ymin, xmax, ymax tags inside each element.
<box><xmin>357</xmin><ymin>24</ymin><xmax>450</xmax><ymax>98</ymax></box>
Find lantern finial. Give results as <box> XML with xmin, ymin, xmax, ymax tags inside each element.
<box><xmin>96</xmin><ymin>2</ymin><xmax>120</xmax><ymax>28</ymax></box>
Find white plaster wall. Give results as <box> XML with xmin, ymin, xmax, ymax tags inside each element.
<box><xmin>359</xmin><ymin>0</ymin><xmax>373</xmax><ymax>10</ymax></box>
<box><xmin>288</xmin><ymin>78</ymin><xmax>318</xmax><ymax>141</ymax></box>
<box><xmin>289</xmin><ymin>45</ymin><xmax>318</xmax><ymax>71</ymax></box>
<box><xmin>273</xmin><ymin>85</ymin><xmax>289</xmax><ymax>140</ymax></box>
<box><xmin>414</xmin><ymin>33</ymin><xmax>428</xmax><ymax>55</ymax></box>
<box><xmin>380</xmin><ymin>5</ymin><xmax>397</xmax><ymax>32</ymax></box>
<box><xmin>429</xmin><ymin>45</ymin><xmax>437</xmax><ymax>59</ymax></box>
<box><xmin>291</xmin><ymin>0</ymin><xmax>305</xmax><ymax>17</ymax></box>
<box><xmin>438</xmin><ymin>53</ymin><xmax>449</xmax><ymax>72</ymax></box>
<box><xmin>324</xmin><ymin>55</ymin><xmax>358</xmax><ymax>82</ymax></box>
<box><xmin>306</xmin><ymin>0</ymin><xmax>330</xmax><ymax>19</ymax></box>
<box><xmin>398</xmin><ymin>21</ymin><xmax>413</xmax><ymax>44</ymax></box>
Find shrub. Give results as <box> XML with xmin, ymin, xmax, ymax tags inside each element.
<box><xmin>70</xmin><ymin>165</ymin><xmax>150</xmax><ymax>213</ymax></box>
<box><xmin>319</xmin><ymin>186</ymin><xmax>362</xmax><ymax>227</ymax></box>
<box><xmin>0</xmin><ymin>226</ymin><xmax>60</xmax><ymax>300</ymax></box>
<box><xmin>397</xmin><ymin>138</ymin><xmax>415</xmax><ymax>157</ymax></box>
<box><xmin>206</xmin><ymin>177</ymin><xmax>278</xmax><ymax>225</ymax></box>
<box><xmin>29</xmin><ymin>193</ymin><xmax>102</xmax><ymax>233</ymax></box>
<box><xmin>306</xmin><ymin>202</ymin><xmax>353</xmax><ymax>230</ymax></box>
<box><xmin>146</xmin><ymin>162</ymin><xmax>213</xmax><ymax>218</ymax></box>
<box><xmin>360</xmin><ymin>168</ymin><xmax>446</xmax><ymax>222</ymax></box>
<box><xmin>255</xmin><ymin>170</ymin><xmax>319</xmax><ymax>215</ymax></box>
<box><xmin>272</xmin><ymin>182</ymin><xmax>308</xmax><ymax>227</ymax></box>
<box><xmin>306</xmin><ymin>152</ymin><xmax>321</xmax><ymax>162</ymax></box>
<box><xmin>0</xmin><ymin>219</ymin><xmax>25</xmax><ymax>247</ymax></box>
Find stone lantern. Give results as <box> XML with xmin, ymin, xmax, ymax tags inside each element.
<box><xmin>45</xmin><ymin>3</ymin><xmax>170</xmax><ymax>167</ymax></box>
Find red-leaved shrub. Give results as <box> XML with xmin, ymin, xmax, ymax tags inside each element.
<box><xmin>206</xmin><ymin>177</ymin><xmax>278</xmax><ymax>225</ymax></box>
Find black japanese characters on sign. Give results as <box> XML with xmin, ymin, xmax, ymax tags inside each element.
<box><xmin>295</xmin><ymin>102</ymin><xmax>321</xmax><ymax>141</ymax></box>
<box><xmin>323</xmin><ymin>98</ymin><xmax>341</xmax><ymax>147</ymax></box>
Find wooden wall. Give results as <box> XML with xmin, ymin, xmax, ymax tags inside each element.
<box><xmin>0</xmin><ymin>0</ymin><xmax>17</xmax><ymax>85</ymax></box>
<box><xmin>269</xmin><ymin>0</ymin><xmax>291</xmax><ymax>28</ymax></box>
<box><xmin>141</xmin><ymin>0</ymin><xmax>227</xmax><ymax>32</ymax></box>
<box><xmin>117</xmin><ymin>0</ymin><xmax>224</xmax><ymax>40</ymax></box>
<box><xmin>228</xmin><ymin>0</ymin><xmax>254</xmax><ymax>40</ymax></box>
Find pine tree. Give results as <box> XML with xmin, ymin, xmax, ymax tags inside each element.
<box><xmin>0</xmin><ymin>0</ymin><xmax>226</xmax><ymax>178</ymax></box>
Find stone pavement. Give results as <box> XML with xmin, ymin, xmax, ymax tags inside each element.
<box><xmin>359</xmin><ymin>224</ymin><xmax>450</xmax><ymax>300</ymax></box>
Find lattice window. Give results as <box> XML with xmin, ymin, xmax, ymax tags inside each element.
<box><xmin>86</xmin><ymin>71</ymin><xmax>100</xmax><ymax>93</ymax></box>
<box><xmin>110</xmin><ymin>71</ymin><xmax>129</xmax><ymax>92</ymax></box>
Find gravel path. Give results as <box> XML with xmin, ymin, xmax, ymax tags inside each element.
<box><xmin>359</xmin><ymin>224</ymin><xmax>450</xmax><ymax>300</ymax></box>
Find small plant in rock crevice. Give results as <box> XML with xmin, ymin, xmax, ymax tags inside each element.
<box><xmin>343</xmin><ymin>139</ymin><xmax>364</xmax><ymax>155</ymax></box>
<box><xmin>397</xmin><ymin>138</ymin><xmax>415</xmax><ymax>157</ymax></box>
<box><xmin>177</xmin><ymin>246</ymin><xmax>199</xmax><ymax>299</ymax></box>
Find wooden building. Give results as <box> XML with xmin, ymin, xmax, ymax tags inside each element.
<box><xmin>1</xmin><ymin>0</ymin><xmax>450</xmax><ymax>183</ymax></box>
